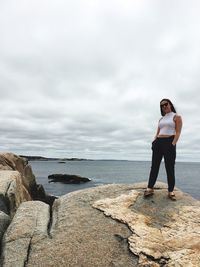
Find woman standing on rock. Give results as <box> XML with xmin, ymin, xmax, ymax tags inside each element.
<box><xmin>144</xmin><ymin>99</ymin><xmax>182</xmax><ymax>200</ymax></box>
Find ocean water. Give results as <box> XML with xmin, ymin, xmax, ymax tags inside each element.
<box><xmin>30</xmin><ymin>160</ymin><xmax>200</xmax><ymax>201</ymax></box>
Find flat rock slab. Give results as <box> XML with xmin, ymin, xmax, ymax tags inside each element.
<box><xmin>25</xmin><ymin>184</ymin><xmax>136</xmax><ymax>267</ymax></box>
<box><xmin>1</xmin><ymin>182</ymin><xmax>200</xmax><ymax>267</ymax></box>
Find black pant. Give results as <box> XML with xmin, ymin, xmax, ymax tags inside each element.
<box><xmin>148</xmin><ymin>136</ymin><xmax>176</xmax><ymax>192</ymax></box>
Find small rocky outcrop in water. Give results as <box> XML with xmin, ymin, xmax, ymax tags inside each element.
<box><xmin>48</xmin><ymin>174</ymin><xmax>91</xmax><ymax>184</ymax></box>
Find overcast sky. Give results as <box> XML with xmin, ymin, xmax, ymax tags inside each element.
<box><xmin>0</xmin><ymin>0</ymin><xmax>200</xmax><ymax>161</ymax></box>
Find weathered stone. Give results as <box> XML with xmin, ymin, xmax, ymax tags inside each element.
<box><xmin>0</xmin><ymin>152</ymin><xmax>58</xmax><ymax>265</ymax></box>
<box><xmin>0</xmin><ymin>211</ymin><xmax>10</xmax><ymax>242</ymax></box>
<box><xmin>0</xmin><ymin>153</ymin><xmax>56</xmax><ymax>207</ymax></box>
<box><xmin>0</xmin><ymin>153</ymin><xmax>27</xmax><ymax>173</ymax></box>
<box><xmin>93</xmin><ymin>182</ymin><xmax>200</xmax><ymax>266</ymax></box>
<box><xmin>1</xmin><ymin>201</ymin><xmax>50</xmax><ymax>267</ymax></box>
<box><xmin>15</xmin><ymin>185</ymin><xmax>137</xmax><ymax>267</ymax></box>
<box><xmin>0</xmin><ymin>171</ymin><xmax>31</xmax><ymax>217</ymax></box>
<box><xmin>2</xmin><ymin>182</ymin><xmax>199</xmax><ymax>266</ymax></box>
<box><xmin>22</xmin><ymin>164</ymin><xmax>37</xmax><ymax>191</ymax></box>
<box><xmin>1</xmin><ymin>164</ymin><xmax>200</xmax><ymax>267</ymax></box>
<box><xmin>0</xmin><ymin>153</ymin><xmax>36</xmax><ymax>198</ymax></box>
<box><xmin>0</xmin><ymin>159</ymin><xmax>33</xmax><ymax>262</ymax></box>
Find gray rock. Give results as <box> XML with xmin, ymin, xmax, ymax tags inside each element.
<box><xmin>1</xmin><ymin>201</ymin><xmax>50</xmax><ymax>267</ymax></box>
<box><xmin>0</xmin><ymin>152</ymin><xmax>57</xmax><ymax>264</ymax></box>
<box><xmin>0</xmin><ymin>153</ymin><xmax>199</xmax><ymax>267</ymax></box>
<box><xmin>1</xmin><ymin>183</ymin><xmax>200</xmax><ymax>266</ymax></box>
<box><xmin>0</xmin><ymin>211</ymin><xmax>10</xmax><ymax>243</ymax></box>
<box><xmin>0</xmin><ymin>171</ymin><xmax>31</xmax><ymax>217</ymax></box>
<box><xmin>0</xmin><ymin>152</ymin><xmax>27</xmax><ymax>172</ymax></box>
<box><xmin>48</xmin><ymin>173</ymin><xmax>91</xmax><ymax>184</ymax></box>
<box><xmin>0</xmin><ymin>153</ymin><xmax>57</xmax><ymax>207</ymax></box>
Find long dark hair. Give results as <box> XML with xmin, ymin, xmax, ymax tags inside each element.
<box><xmin>160</xmin><ymin>98</ymin><xmax>176</xmax><ymax>116</ymax></box>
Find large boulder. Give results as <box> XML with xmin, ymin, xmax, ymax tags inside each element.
<box><xmin>0</xmin><ymin>153</ymin><xmax>56</xmax><ymax>207</ymax></box>
<box><xmin>0</xmin><ymin>162</ymin><xmax>33</xmax><ymax>260</ymax></box>
<box><xmin>1</xmin><ymin>182</ymin><xmax>200</xmax><ymax>266</ymax></box>
<box><xmin>1</xmin><ymin>201</ymin><xmax>49</xmax><ymax>267</ymax></box>
<box><xmin>0</xmin><ymin>152</ymin><xmax>27</xmax><ymax>172</ymax></box>
<box><xmin>0</xmin><ymin>171</ymin><xmax>31</xmax><ymax>217</ymax></box>
<box><xmin>0</xmin><ymin>152</ymin><xmax>56</xmax><ymax>256</ymax></box>
<box><xmin>0</xmin><ymin>152</ymin><xmax>36</xmax><ymax>194</ymax></box>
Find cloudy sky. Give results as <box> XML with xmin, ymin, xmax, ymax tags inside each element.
<box><xmin>0</xmin><ymin>0</ymin><xmax>200</xmax><ymax>161</ymax></box>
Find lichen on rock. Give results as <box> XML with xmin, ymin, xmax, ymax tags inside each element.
<box><xmin>93</xmin><ymin>183</ymin><xmax>200</xmax><ymax>266</ymax></box>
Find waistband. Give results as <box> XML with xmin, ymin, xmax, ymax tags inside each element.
<box><xmin>157</xmin><ymin>135</ymin><xmax>174</xmax><ymax>141</ymax></box>
<box><xmin>157</xmin><ymin>135</ymin><xmax>174</xmax><ymax>138</ymax></box>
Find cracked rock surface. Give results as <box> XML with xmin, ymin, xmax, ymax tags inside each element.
<box><xmin>1</xmin><ymin>182</ymin><xmax>200</xmax><ymax>267</ymax></box>
<box><xmin>21</xmin><ymin>185</ymin><xmax>136</xmax><ymax>267</ymax></box>
<box><xmin>2</xmin><ymin>201</ymin><xmax>50</xmax><ymax>267</ymax></box>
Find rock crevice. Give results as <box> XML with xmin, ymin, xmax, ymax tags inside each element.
<box><xmin>1</xmin><ymin>201</ymin><xmax>50</xmax><ymax>267</ymax></box>
<box><xmin>0</xmin><ymin>152</ymin><xmax>57</xmax><ymax>265</ymax></box>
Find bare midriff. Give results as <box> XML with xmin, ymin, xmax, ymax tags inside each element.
<box><xmin>157</xmin><ymin>135</ymin><xmax>174</xmax><ymax>138</ymax></box>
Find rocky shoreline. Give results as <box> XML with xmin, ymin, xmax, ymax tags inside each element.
<box><xmin>19</xmin><ymin>155</ymin><xmax>93</xmax><ymax>161</ymax></box>
<box><xmin>0</xmin><ymin>153</ymin><xmax>200</xmax><ymax>266</ymax></box>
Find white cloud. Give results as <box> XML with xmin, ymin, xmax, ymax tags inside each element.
<box><xmin>0</xmin><ymin>0</ymin><xmax>200</xmax><ymax>161</ymax></box>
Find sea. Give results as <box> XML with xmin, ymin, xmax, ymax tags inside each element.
<box><xmin>30</xmin><ymin>160</ymin><xmax>200</xmax><ymax>201</ymax></box>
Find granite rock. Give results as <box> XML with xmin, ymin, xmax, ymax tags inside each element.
<box><xmin>1</xmin><ymin>182</ymin><xmax>200</xmax><ymax>267</ymax></box>
<box><xmin>0</xmin><ymin>211</ymin><xmax>10</xmax><ymax>244</ymax></box>
<box><xmin>0</xmin><ymin>171</ymin><xmax>31</xmax><ymax>217</ymax></box>
<box><xmin>0</xmin><ymin>153</ymin><xmax>56</xmax><ymax>207</ymax></box>
<box><xmin>1</xmin><ymin>201</ymin><xmax>50</xmax><ymax>267</ymax></box>
<box><xmin>0</xmin><ymin>152</ymin><xmax>56</xmax><ymax>264</ymax></box>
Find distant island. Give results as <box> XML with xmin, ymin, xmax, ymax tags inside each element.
<box><xmin>19</xmin><ymin>155</ymin><xmax>93</xmax><ymax>161</ymax></box>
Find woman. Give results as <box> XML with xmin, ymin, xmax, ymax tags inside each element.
<box><xmin>144</xmin><ymin>99</ymin><xmax>182</xmax><ymax>200</ymax></box>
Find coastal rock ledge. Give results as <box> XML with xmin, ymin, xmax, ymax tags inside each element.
<box><xmin>0</xmin><ymin>153</ymin><xmax>200</xmax><ymax>266</ymax></box>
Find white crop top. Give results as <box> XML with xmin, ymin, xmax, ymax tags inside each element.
<box><xmin>158</xmin><ymin>112</ymin><xmax>176</xmax><ymax>135</ymax></box>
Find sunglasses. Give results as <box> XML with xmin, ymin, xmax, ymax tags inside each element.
<box><xmin>160</xmin><ymin>102</ymin><xmax>169</xmax><ymax>108</ymax></box>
